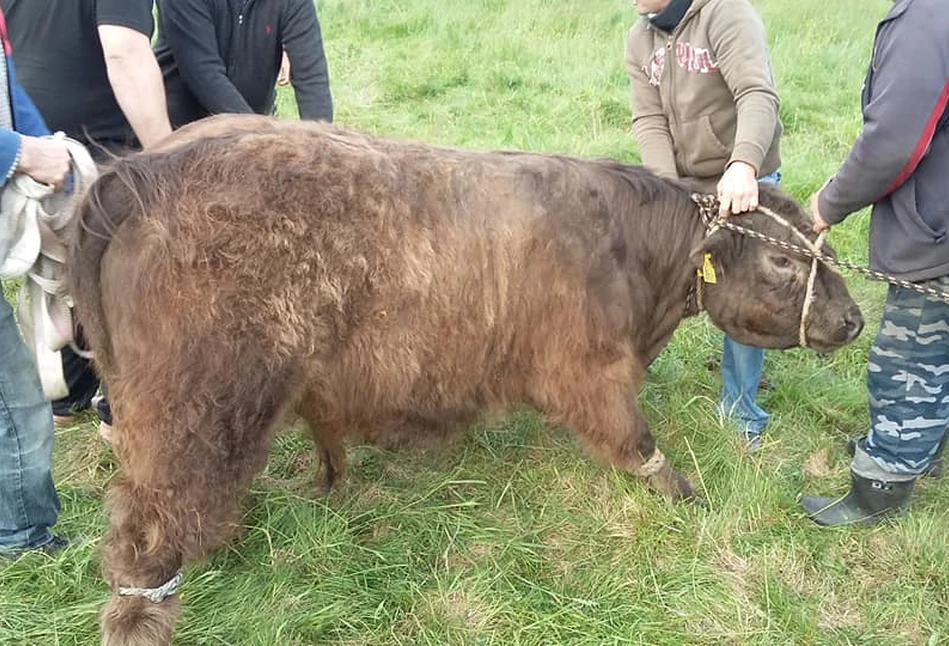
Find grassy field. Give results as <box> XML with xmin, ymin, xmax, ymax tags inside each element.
<box><xmin>3</xmin><ymin>0</ymin><xmax>948</xmax><ymax>644</ymax></box>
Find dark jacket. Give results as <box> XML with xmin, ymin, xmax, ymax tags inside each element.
<box><xmin>154</xmin><ymin>0</ymin><xmax>333</xmax><ymax>127</ymax></box>
<box><xmin>818</xmin><ymin>0</ymin><xmax>949</xmax><ymax>281</ymax></box>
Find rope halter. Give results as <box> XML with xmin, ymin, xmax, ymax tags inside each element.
<box><xmin>689</xmin><ymin>193</ymin><xmax>828</xmax><ymax>349</ymax></box>
<box><xmin>118</xmin><ymin>571</ymin><xmax>183</xmax><ymax>604</ymax></box>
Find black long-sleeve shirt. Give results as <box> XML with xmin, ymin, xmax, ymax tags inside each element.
<box><xmin>154</xmin><ymin>0</ymin><xmax>333</xmax><ymax>127</ymax></box>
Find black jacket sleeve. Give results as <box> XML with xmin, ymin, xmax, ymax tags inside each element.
<box><xmin>282</xmin><ymin>0</ymin><xmax>333</xmax><ymax>122</ymax></box>
<box><xmin>158</xmin><ymin>0</ymin><xmax>254</xmax><ymax>115</ymax></box>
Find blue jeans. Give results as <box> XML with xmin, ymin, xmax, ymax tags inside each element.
<box><xmin>0</xmin><ymin>295</ymin><xmax>60</xmax><ymax>551</ymax></box>
<box><xmin>852</xmin><ymin>277</ymin><xmax>949</xmax><ymax>480</ymax></box>
<box><xmin>716</xmin><ymin>171</ymin><xmax>780</xmax><ymax>438</ymax></box>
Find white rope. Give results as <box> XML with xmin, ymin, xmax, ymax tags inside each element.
<box><xmin>694</xmin><ymin>196</ymin><xmax>949</xmax><ymax>305</ymax></box>
<box><xmin>637</xmin><ymin>449</ymin><xmax>667</xmax><ymax>478</ymax></box>
<box><xmin>752</xmin><ymin>206</ymin><xmax>827</xmax><ymax>349</ymax></box>
<box><xmin>0</xmin><ymin>133</ymin><xmax>98</xmax><ymax>399</ymax></box>
<box><xmin>118</xmin><ymin>571</ymin><xmax>183</xmax><ymax>604</ymax></box>
<box><xmin>689</xmin><ymin>195</ymin><xmax>833</xmax><ymax>350</ymax></box>
<box><xmin>798</xmin><ymin>230</ymin><xmax>827</xmax><ymax>347</ymax></box>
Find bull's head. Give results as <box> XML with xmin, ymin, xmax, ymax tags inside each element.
<box><xmin>689</xmin><ymin>185</ymin><xmax>864</xmax><ymax>352</ymax></box>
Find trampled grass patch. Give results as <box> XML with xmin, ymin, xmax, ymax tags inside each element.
<box><xmin>3</xmin><ymin>0</ymin><xmax>948</xmax><ymax>644</ymax></box>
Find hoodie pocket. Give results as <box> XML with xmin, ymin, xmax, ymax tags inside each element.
<box><xmin>675</xmin><ymin>115</ymin><xmax>731</xmax><ymax>177</ymax></box>
<box><xmin>894</xmin><ymin>178</ymin><xmax>946</xmax><ymax>243</ymax></box>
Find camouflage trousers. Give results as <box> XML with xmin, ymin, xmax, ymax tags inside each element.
<box><xmin>853</xmin><ymin>276</ymin><xmax>949</xmax><ymax>481</ymax></box>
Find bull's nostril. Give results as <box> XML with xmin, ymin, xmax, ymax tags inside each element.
<box><xmin>844</xmin><ymin>312</ymin><xmax>864</xmax><ymax>340</ymax></box>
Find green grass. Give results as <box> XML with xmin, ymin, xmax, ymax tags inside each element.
<box><xmin>3</xmin><ymin>0</ymin><xmax>948</xmax><ymax>644</ymax></box>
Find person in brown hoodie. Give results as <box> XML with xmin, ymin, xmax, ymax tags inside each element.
<box><xmin>625</xmin><ymin>0</ymin><xmax>783</xmax><ymax>450</ymax></box>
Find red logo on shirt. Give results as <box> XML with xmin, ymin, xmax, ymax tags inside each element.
<box><xmin>266</xmin><ymin>23</ymin><xmax>272</xmax><ymax>36</ymax></box>
<box><xmin>676</xmin><ymin>43</ymin><xmax>720</xmax><ymax>74</ymax></box>
<box><xmin>0</xmin><ymin>8</ymin><xmax>11</xmax><ymax>55</ymax></box>
<box><xmin>644</xmin><ymin>43</ymin><xmax>720</xmax><ymax>86</ymax></box>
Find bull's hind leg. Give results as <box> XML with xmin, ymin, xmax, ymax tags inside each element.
<box><xmin>530</xmin><ymin>363</ymin><xmax>696</xmax><ymax>502</ymax></box>
<box><xmin>99</xmin><ymin>361</ymin><xmax>299</xmax><ymax>646</ymax></box>
<box><xmin>295</xmin><ymin>397</ymin><xmax>347</xmax><ymax>493</ymax></box>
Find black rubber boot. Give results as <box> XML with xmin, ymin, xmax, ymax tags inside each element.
<box><xmin>846</xmin><ymin>435</ymin><xmax>945</xmax><ymax>479</ymax></box>
<box><xmin>801</xmin><ymin>471</ymin><xmax>916</xmax><ymax>527</ymax></box>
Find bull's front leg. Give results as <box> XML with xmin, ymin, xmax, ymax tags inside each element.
<box><xmin>616</xmin><ymin>405</ymin><xmax>698</xmax><ymax>503</ymax></box>
<box><xmin>529</xmin><ymin>366</ymin><xmax>697</xmax><ymax>502</ymax></box>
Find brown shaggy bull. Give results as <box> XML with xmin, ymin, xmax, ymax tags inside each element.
<box><xmin>68</xmin><ymin>114</ymin><xmax>862</xmax><ymax>645</ymax></box>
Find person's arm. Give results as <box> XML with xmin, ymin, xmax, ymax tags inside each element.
<box><xmin>0</xmin><ymin>59</ymin><xmax>68</xmax><ymax>187</ymax></box>
<box><xmin>709</xmin><ymin>1</ymin><xmax>780</xmax><ymax>176</ymax></box>
<box><xmin>282</xmin><ymin>0</ymin><xmax>333</xmax><ymax>122</ymax></box>
<box><xmin>95</xmin><ymin>0</ymin><xmax>172</xmax><ymax>147</ymax></box>
<box><xmin>817</xmin><ymin>2</ymin><xmax>949</xmax><ymax>225</ymax></box>
<box><xmin>98</xmin><ymin>25</ymin><xmax>173</xmax><ymax>148</ymax></box>
<box><xmin>277</xmin><ymin>51</ymin><xmax>291</xmax><ymax>87</ymax></box>
<box><xmin>625</xmin><ymin>27</ymin><xmax>677</xmax><ymax>178</ymax></box>
<box><xmin>8</xmin><ymin>62</ymin><xmax>48</xmax><ymax>139</ymax></box>
<box><xmin>708</xmin><ymin>1</ymin><xmax>780</xmax><ymax>214</ymax></box>
<box><xmin>157</xmin><ymin>0</ymin><xmax>254</xmax><ymax>116</ymax></box>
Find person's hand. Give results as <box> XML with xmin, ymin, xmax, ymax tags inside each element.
<box><xmin>809</xmin><ymin>190</ymin><xmax>830</xmax><ymax>233</ymax></box>
<box><xmin>277</xmin><ymin>51</ymin><xmax>291</xmax><ymax>87</ymax></box>
<box><xmin>717</xmin><ymin>160</ymin><xmax>759</xmax><ymax>217</ymax></box>
<box><xmin>17</xmin><ymin>135</ymin><xmax>70</xmax><ymax>188</ymax></box>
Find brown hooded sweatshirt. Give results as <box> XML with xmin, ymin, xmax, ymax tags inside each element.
<box><xmin>625</xmin><ymin>0</ymin><xmax>781</xmax><ymax>188</ymax></box>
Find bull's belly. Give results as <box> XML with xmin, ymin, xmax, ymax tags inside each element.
<box><xmin>309</xmin><ymin>351</ymin><xmax>518</xmax><ymax>444</ymax></box>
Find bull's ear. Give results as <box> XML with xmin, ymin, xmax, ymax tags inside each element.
<box><xmin>689</xmin><ymin>229</ymin><xmax>735</xmax><ymax>270</ymax></box>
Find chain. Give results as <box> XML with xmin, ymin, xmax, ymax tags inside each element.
<box><xmin>718</xmin><ymin>218</ymin><xmax>949</xmax><ymax>305</ymax></box>
<box><xmin>688</xmin><ymin>194</ymin><xmax>949</xmax><ymax>305</ymax></box>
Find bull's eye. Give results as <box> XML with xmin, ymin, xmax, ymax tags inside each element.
<box><xmin>768</xmin><ymin>255</ymin><xmax>793</xmax><ymax>270</ymax></box>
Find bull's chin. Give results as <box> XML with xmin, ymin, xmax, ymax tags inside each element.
<box><xmin>721</xmin><ymin>328</ymin><xmax>850</xmax><ymax>353</ymax></box>
<box><xmin>801</xmin><ymin>330</ymin><xmax>852</xmax><ymax>354</ymax></box>
<box><xmin>715</xmin><ymin>326</ymin><xmax>798</xmax><ymax>351</ymax></box>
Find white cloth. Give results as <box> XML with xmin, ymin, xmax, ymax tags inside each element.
<box><xmin>0</xmin><ymin>134</ymin><xmax>98</xmax><ymax>400</ymax></box>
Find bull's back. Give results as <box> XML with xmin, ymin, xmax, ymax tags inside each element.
<box><xmin>81</xmin><ymin>116</ymin><xmax>605</xmax><ymax>417</ymax></box>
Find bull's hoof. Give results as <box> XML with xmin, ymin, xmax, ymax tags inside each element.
<box><xmin>669</xmin><ymin>471</ymin><xmax>703</xmax><ymax>505</ymax></box>
<box><xmin>318</xmin><ymin>448</ymin><xmax>345</xmax><ymax>495</ymax></box>
<box><xmin>647</xmin><ymin>467</ymin><xmax>700</xmax><ymax>504</ymax></box>
<box><xmin>101</xmin><ymin>594</ymin><xmax>179</xmax><ymax>646</ymax></box>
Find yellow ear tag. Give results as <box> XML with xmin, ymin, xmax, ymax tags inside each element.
<box><xmin>702</xmin><ymin>253</ymin><xmax>718</xmax><ymax>284</ymax></box>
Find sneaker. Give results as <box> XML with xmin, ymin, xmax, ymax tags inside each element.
<box><xmin>0</xmin><ymin>534</ymin><xmax>69</xmax><ymax>560</ymax></box>
<box><xmin>742</xmin><ymin>431</ymin><xmax>763</xmax><ymax>453</ymax></box>
<box><xmin>39</xmin><ymin>535</ymin><xmax>69</xmax><ymax>555</ymax></box>
<box><xmin>98</xmin><ymin>421</ymin><xmax>113</xmax><ymax>443</ymax></box>
<box><xmin>52</xmin><ymin>414</ymin><xmax>77</xmax><ymax>428</ymax></box>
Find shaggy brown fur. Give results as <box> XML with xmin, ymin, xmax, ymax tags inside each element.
<box><xmin>68</xmin><ymin>114</ymin><xmax>862</xmax><ymax>645</ymax></box>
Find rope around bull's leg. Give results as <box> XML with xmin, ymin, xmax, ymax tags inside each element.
<box><xmin>117</xmin><ymin>571</ymin><xmax>183</xmax><ymax>604</ymax></box>
<box><xmin>636</xmin><ymin>449</ymin><xmax>667</xmax><ymax>478</ymax></box>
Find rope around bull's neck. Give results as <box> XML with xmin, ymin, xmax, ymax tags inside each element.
<box><xmin>691</xmin><ymin>194</ymin><xmax>828</xmax><ymax>348</ymax></box>
<box><xmin>694</xmin><ymin>195</ymin><xmax>949</xmax><ymax>306</ymax></box>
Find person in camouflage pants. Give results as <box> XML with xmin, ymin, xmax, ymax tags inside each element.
<box><xmin>857</xmin><ymin>279</ymin><xmax>948</xmax><ymax>480</ymax></box>
<box><xmin>803</xmin><ymin>0</ymin><xmax>949</xmax><ymax>525</ymax></box>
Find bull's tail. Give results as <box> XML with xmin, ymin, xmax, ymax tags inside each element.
<box><xmin>68</xmin><ymin>158</ymin><xmax>157</xmax><ymax>375</ymax></box>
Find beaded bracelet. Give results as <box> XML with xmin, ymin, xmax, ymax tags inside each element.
<box><xmin>4</xmin><ymin>134</ymin><xmax>22</xmax><ymax>181</ymax></box>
